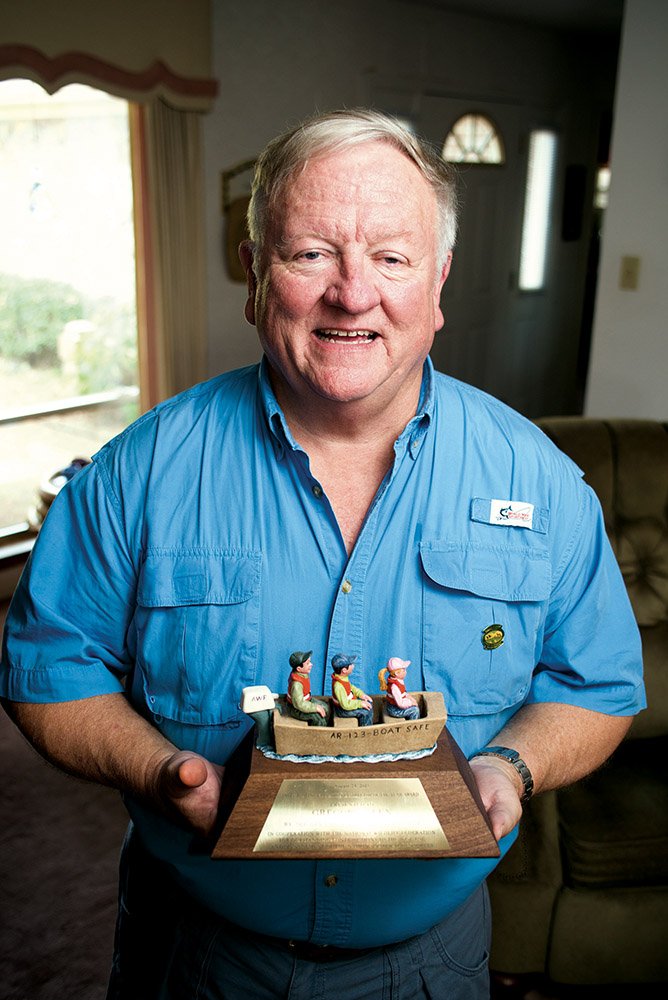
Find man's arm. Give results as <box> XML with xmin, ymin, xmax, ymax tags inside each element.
<box><xmin>470</xmin><ymin>702</ymin><xmax>632</xmax><ymax>840</ymax></box>
<box><xmin>3</xmin><ymin>694</ymin><xmax>223</xmax><ymax>836</ymax></box>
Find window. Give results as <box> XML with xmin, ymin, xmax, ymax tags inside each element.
<box><xmin>518</xmin><ymin>130</ymin><xmax>558</xmax><ymax>291</ymax></box>
<box><xmin>0</xmin><ymin>80</ymin><xmax>139</xmax><ymax>532</ymax></box>
<box><xmin>595</xmin><ymin>164</ymin><xmax>611</xmax><ymax>210</ymax></box>
<box><xmin>442</xmin><ymin>114</ymin><xmax>505</xmax><ymax>164</ymax></box>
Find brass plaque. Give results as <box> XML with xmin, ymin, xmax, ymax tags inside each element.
<box><xmin>253</xmin><ymin>777</ymin><xmax>450</xmax><ymax>853</ymax></box>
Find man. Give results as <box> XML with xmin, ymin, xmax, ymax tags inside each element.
<box><xmin>286</xmin><ymin>649</ymin><xmax>329</xmax><ymax>724</ymax></box>
<box><xmin>331</xmin><ymin>652</ymin><xmax>374</xmax><ymax>725</ymax></box>
<box><xmin>1</xmin><ymin>109</ymin><xmax>644</xmax><ymax>999</ymax></box>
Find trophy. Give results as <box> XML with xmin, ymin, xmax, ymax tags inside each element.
<box><xmin>212</xmin><ymin>653</ymin><xmax>499</xmax><ymax>861</ymax></box>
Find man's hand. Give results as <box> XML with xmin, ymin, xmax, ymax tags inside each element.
<box><xmin>5</xmin><ymin>694</ymin><xmax>226</xmax><ymax>839</ymax></box>
<box><xmin>469</xmin><ymin>757</ymin><xmax>523</xmax><ymax>841</ymax></box>
<box><xmin>468</xmin><ymin>703</ymin><xmax>634</xmax><ymax>841</ymax></box>
<box><xmin>152</xmin><ymin>750</ymin><xmax>225</xmax><ymax>837</ymax></box>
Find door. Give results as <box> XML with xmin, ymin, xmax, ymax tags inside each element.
<box><xmin>419</xmin><ymin>94</ymin><xmax>566</xmax><ymax>416</ymax></box>
<box><xmin>421</xmin><ymin>95</ymin><xmax>524</xmax><ymax>408</ymax></box>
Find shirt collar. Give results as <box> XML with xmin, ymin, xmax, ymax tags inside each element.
<box><xmin>257</xmin><ymin>357</ymin><xmax>296</xmax><ymax>460</ymax></box>
<box><xmin>416</xmin><ymin>356</ymin><xmax>435</xmax><ymax>421</ymax></box>
<box><xmin>258</xmin><ymin>355</ymin><xmax>435</xmax><ymax>461</ymax></box>
<box><xmin>399</xmin><ymin>357</ymin><xmax>434</xmax><ymax>461</ymax></box>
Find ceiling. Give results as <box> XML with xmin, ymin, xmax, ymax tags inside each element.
<box><xmin>405</xmin><ymin>0</ymin><xmax>624</xmax><ymax>32</ymax></box>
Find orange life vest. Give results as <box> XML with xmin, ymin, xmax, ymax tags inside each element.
<box><xmin>331</xmin><ymin>672</ymin><xmax>352</xmax><ymax>705</ymax></box>
<box><xmin>386</xmin><ymin>675</ymin><xmax>406</xmax><ymax>707</ymax></box>
<box><xmin>287</xmin><ymin>671</ymin><xmax>311</xmax><ymax>704</ymax></box>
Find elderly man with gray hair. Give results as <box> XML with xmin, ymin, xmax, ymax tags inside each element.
<box><xmin>1</xmin><ymin>109</ymin><xmax>644</xmax><ymax>998</ymax></box>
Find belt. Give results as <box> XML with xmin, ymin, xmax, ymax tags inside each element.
<box><xmin>285</xmin><ymin>939</ymin><xmax>377</xmax><ymax>964</ymax></box>
<box><xmin>213</xmin><ymin>911</ymin><xmax>378</xmax><ymax>964</ymax></box>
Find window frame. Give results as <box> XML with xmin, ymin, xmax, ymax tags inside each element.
<box><xmin>441</xmin><ymin>112</ymin><xmax>506</xmax><ymax>166</ymax></box>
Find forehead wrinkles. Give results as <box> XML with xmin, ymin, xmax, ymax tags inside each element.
<box><xmin>269</xmin><ymin>151</ymin><xmax>438</xmax><ymax>252</ymax></box>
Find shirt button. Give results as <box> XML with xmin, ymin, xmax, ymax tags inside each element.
<box><xmin>341</xmin><ymin>580</ymin><xmax>352</xmax><ymax>594</ymax></box>
<box><xmin>324</xmin><ymin>874</ymin><xmax>338</xmax><ymax>887</ymax></box>
<box><xmin>312</xmin><ymin>485</ymin><xmax>323</xmax><ymax>498</ymax></box>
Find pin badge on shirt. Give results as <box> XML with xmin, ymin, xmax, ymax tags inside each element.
<box><xmin>482</xmin><ymin>624</ymin><xmax>505</xmax><ymax>650</ymax></box>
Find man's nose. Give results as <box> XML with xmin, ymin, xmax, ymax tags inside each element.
<box><xmin>322</xmin><ymin>256</ymin><xmax>380</xmax><ymax>314</ymax></box>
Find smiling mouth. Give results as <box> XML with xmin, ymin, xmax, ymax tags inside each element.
<box><xmin>315</xmin><ymin>329</ymin><xmax>377</xmax><ymax>343</ymax></box>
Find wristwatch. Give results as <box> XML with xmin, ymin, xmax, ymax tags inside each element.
<box><xmin>471</xmin><ymin>746</ymin><xmax>534</xmax><ymax>802</ymax></box>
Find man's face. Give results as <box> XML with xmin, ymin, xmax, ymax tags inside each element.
<box><xmin>241</xmin><ymin>142</ymin><xmax>451</xmax><ymax>414</ymax></box>
<box><xmin>298</xmin><ymin>657</ymin><xmax>313</xmax><ymax>674</ymax></box>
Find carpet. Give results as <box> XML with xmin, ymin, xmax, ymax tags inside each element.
<box><xmin>1</xmin><ymin>680</ymin><xmax>128</xmax><ymax>999</ymax></box>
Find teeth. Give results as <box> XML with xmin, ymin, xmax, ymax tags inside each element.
<box><xmin>317</xmin><ymin>329</ymin><xmax>375</xmax><ymax>341</ymax></box>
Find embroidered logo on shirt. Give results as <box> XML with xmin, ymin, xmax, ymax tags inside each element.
<box><xmin>489</xmin><ymin>499</ymin><xmax>534</xmax><ymax>529</ymax></box>
<box><xmin>482</xmin><ymin>624</ymin><xmax>505</xmax><ymax>650</ymax></box>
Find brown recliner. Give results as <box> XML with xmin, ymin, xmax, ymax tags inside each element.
<box><xmin>488</xmin><ymin>418</ymin><xmax>668</xmax><ymax>985</ymax></box>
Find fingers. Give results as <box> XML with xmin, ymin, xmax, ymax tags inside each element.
<box><xmin>178</xmin><ymin>756</ymin><xmax>209</xmax><ymax>788</ymax></box>
<box><xmin>469</xmin><ymin>759</ymin><xmax>523</xmax><ymax>841</ymax></box>
<box><xmin>485</xmin><ymin>800</ymin><xmax>520</xmax><ymax>840</ymax></box>
<box><xmin>161</xmin><ymin>752</ymin><xmax>209</xmax><ymax>800</ymax></box>
<box><xmin>156</xmin><ymin>751</ymin><xmax>224</xmax><ymax>836</ymax></box>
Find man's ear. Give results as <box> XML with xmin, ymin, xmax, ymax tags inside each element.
<box><xmin>239</xmin><ymin>240</ymin><xmax>258</xmax><ymax>326</ymax></box>
<box><xmin>433</xmin><ymin>252</ymin><xmax>453</xmax><ymax>332</ymax></box>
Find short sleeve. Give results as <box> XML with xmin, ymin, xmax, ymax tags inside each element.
<box><xmin>1</xmin><ymin>461</ymin><xmax>137</xmax><ymax>702</ymax></box>
<box><xmin>528</xmin><ymin>482</ymin><xmax>645</xmax><ymax>715</ymax></box>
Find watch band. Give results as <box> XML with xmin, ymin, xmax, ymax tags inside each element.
<box><xmin>471</xmin><ymin>746</ymin><xmax>534</xmax><ymax>802</ymax></box>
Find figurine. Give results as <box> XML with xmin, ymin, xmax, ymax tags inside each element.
<box><xmin>378</xmin><ymin>657</ymin><xmax>420</xmax><ymax>721</ymax></box>
<box><xmin>331</xmin><ymin>653</ymin><xmax>374</xmax><ymax>726</ymax></box>
<box><xmin>286</xmin><ymin>650</ymin><xmax>329</xmax><ymax>726</ymax></box>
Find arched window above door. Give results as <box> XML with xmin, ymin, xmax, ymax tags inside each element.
<box><xmin>442</xmin><ymin>113</ymin><xmax>505</xmax><ymax>164</ymax></box>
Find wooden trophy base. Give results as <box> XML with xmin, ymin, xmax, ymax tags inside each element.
<box><xmin>212</xmin><ymin>729</ymin><xmax>499</xmax><ymax>860</ymax></box>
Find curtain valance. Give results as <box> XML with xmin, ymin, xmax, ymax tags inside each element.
<box><xmin>0</xmin><ymin>0</ymin><xmax>217</xmax><ymax>111</ymax></box>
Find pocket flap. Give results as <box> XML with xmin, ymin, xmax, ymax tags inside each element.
<box><xmin>419</xmin><ymin>541</ymin><xmax>550</xmax><ymax>602</ymax></box>
<box><xmin>137</xmin><ymin>549</ymin><xmax>261</xmax><ymax>607</ymax></box>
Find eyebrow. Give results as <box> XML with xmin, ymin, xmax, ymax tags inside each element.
<box><xmin>273</xmin><ymin>228</ymin><xmax>420</xmax><ymax>254</ymax></box>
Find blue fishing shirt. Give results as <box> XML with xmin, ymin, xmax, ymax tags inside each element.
<box><xmin>1</xmin><ymin>358</ymin><xmax>644</xmax><ymax>947</ymax></box>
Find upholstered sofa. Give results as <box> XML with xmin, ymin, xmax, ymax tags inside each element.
<box><xmin>488</xmin><ymin>418</ymin><xmax>668</xmax><ymax>985</ymax></box>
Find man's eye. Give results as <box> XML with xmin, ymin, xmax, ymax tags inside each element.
<box><xmin>381</xmin><ymin>255</ymin><xmax>402</xmax><ymax>265</ymax></box>
<box><xmin>299</xmin><ymin>251</ymin><xmax>322</xmax><ymax>261</ymax></box>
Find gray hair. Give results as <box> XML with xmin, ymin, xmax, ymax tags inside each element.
<box><xmin>247</xmin><ymin>108</ymin><xmax>458</xmax><ymax>271</ymax></box>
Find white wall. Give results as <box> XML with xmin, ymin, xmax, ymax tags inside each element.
<box><xmin>202</xmin><ymin>0</ymin><xmax>618</xmax><ymax>384</ymax></box>
<box><xmin>585</xmin><ymin>0</ymin><xmax>668</xmax><ymax>419</ymax></box>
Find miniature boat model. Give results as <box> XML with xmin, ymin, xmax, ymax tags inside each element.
<box><xmin>218</xmin><ymin>688</ymin><xmax>498</xmax><ymax>860</ymax></box>
<box><xmin>272</xmin><ymin>691</ymin><xmax>447</xmax><ymax>757</ymax></box>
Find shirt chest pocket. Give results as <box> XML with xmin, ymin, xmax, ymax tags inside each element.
<box><xmin>419</xmin><ymin>541</ymin><xmax>551</xmax><ymax>717</ymax></box>
<box><xmin>133</xmin><ymin>549</ymin><xmax>262</xmax><ymax>729</ymax></box>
